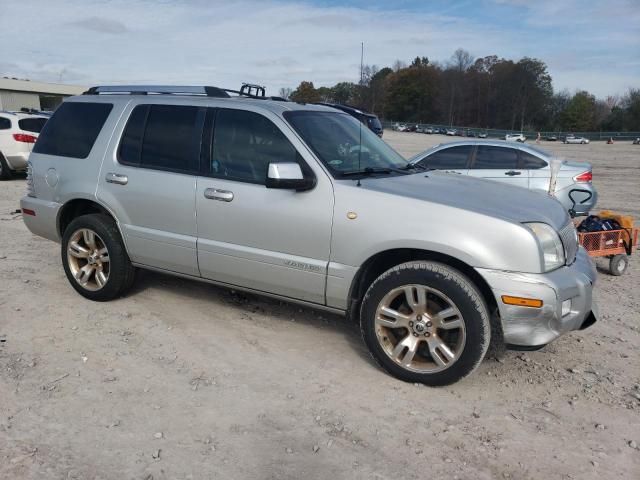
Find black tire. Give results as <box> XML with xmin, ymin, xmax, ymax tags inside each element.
<box><xmin>360</xmin><ymin>261</ymin><xmax>491</xmax><ymax>386</ymax></box>
<box><xmin>61</xmin><ymin>214</ymin><xmax>136</xmax><ymax>301</ymax></box>
<box><xmin>609</xmin><ymin>254</ymin><xmax>628</xmax><ymax>276</ymax></box>
<box><xmin>0</xmin><ymin>153</ymin><xmax>13</xmax><ymax>180</ymax></box>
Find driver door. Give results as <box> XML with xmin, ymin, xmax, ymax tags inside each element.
<box><xmin>195</xmin><ymin>107</ymin><xmax>334</xmax><ymax>304</ymax></box>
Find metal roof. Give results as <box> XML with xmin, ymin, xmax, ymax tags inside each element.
<box><xmin>0</xmin><ymin>78</ymin><xmax>86</xmax><ymax>96</ymax></box>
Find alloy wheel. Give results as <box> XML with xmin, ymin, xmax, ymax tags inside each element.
<box><xmin>375</xmin><ymin>284</ymin><xmax>466</xmax><ymax>373</ymax></box>
<box><xmin>67</xmin><ymin>228</ymin><xmax>110</xmax><ymax>291</ymax></box>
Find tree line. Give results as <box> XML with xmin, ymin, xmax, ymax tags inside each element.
<box><xmin>282</xmin><ymin>49</ymin><xmax>640</xmax><ymax>132</ymax></box>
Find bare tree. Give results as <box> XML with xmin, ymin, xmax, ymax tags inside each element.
<box><xmin>450</xmin><ymin>48</ymin><xmax>474</xmax><ymax>72</ymax></box>
<box><xmin>392</xmin><ymin>60</ymin><xmax>407</xmax><ymax>72</ymax></box>
<box><xmin>278</xmin><ymin>87</ymin><xmax>293</xmax><ymax>100</ymax></box>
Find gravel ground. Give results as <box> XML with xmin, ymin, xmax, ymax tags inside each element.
<box><xmin>1</xmin><ymin>132</ymin><xmax>639</xmax><ymax>479</ymax></box>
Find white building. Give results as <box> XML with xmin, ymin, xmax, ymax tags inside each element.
<box><xmin>0</xmin><ymin>78</ymin><xmax>86</xmax><ymax>111</ymax></box>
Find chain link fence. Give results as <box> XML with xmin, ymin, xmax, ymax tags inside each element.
<box><xmin>382</xmin><ymin>121</ymin><xmax>640</xmax><ymax>142</ymax></box>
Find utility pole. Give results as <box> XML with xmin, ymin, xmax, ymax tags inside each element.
<box><xmin>360</xmin><ymin>42</ymin><xmax>364</xmax><ymax>85</ymax></box>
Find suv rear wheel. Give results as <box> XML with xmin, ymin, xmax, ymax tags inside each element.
<box><xmin>360</xmin><ymin>261</ymin><xmax>490</xmax><ymax>386</ymax></box>
<box><xmin>61</xmin><ymin>214</ymin><xmax>135</xmax><ymax>301</ymax></box>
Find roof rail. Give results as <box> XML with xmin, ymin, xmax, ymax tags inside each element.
<box><xmin>83</xmin><ymin>85</ymin><xmax>231</xmax><ymax>98</ymax></box>
<box><xmin>82</xmin><ymin>84</ymin><xmax>289</xmax><ymax>102</ymax></box>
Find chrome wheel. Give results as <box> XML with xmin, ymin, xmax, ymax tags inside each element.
<box><xmin>375</xmin><ymin>284</ymin><xmax>466</xmax><ymax>373</ymax></box>
<box><xmin>66</xmin><ymin>228</ymin><xmax>110</xmax><ymax>291</ymax></box>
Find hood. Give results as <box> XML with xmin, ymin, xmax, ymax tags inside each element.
<box><xmin>354</xmin><ymin>171</ymin><xmax>570</xmax><ymax>229</ymax></box>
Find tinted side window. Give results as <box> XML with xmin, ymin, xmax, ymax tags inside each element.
<box><xmin>420</xmin><ymin>145</ymin><xmax>472</xmax><ymax>169</ymax></box>
<box><xmin>472</xmin><ymin>146</ymin><xmax>519</xmax><ymax>169</ymax></box>
<box><xmin>33</xmin><ymin>102</ymin><xmax>112</xmax><ymax>158</ymax></box>
<box><xmin>118</xmin><ymin>105</ymin><xmax>203</xmax><ymax>173</ymax></box>
<box><xmin>118</xmin><ymin>105</ymin><xmax>148</xmax><ymax>166</ymax></box>
<box><xmin>0</xmin><ymin>117</ymin><xmax>11</xmax><ymax>130</ymax></box>
<box><xmin>521</xmin><ymin>151</ymin><xmax>548</xmax><ymax>169</ymax></box>
<box><xmin>141</xmin><ymin>105</ymin><xmax>202</xmax><ymax>173</ymax></box>
<box><xmin>18</xmin><ymin>117</ymin><xmax>48</xmax><ymax>133</ymax></box>
<box><xmin>212</xmin><ymin>109</ymin><xmax>300</xmax><ymax>184</ymax></box>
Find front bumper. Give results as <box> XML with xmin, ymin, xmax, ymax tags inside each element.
<box><xmin>477</xmin><ymin>247</ymin><xmax>597</xmax><ymax>347</ymax></box>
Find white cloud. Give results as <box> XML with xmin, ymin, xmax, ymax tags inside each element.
<box><xmin>0</xmin><ymin>0</ymin><xmax>637</xmax><ymax>97</ymax></box>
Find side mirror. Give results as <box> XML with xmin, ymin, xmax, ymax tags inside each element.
<box><xmin>265</xmin><ymin>163</ymin><xmax>315</xmax><ymax>191</ymax></box>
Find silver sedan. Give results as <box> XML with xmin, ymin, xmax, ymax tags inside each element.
<box><xmin>410</xmin><ymin>140</ymin><xmax>598</xmax><ymax>216</ymax></box>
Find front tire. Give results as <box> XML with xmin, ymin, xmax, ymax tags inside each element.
<box><xmin>0</xmin><ymin>154</ymin><xmax>12</xmax><ymax>180</ymax></box>
<box><xmin>360</xmin><ymin>261</ymin><xmax>491</xmax><ymax>386</ymax></box>
<box><xmin>61</xmin><ymin>214</ymin><xmax>135</xmax><ymax>301</ymax></box>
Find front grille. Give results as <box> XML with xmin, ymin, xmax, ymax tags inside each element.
<box><xmin>559</xmin><ymin>221</ymin><xmax>578</xmax><ymax>265</ymax></box>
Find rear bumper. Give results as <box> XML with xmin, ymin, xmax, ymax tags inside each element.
<box><xmin>20</xmin><ymin>196</ymin><xmax>62</xmax><ymax>243</ymax></box>
<box><xmin>557</xmin><ymin>184</ymin><xmax>598</xmax><ymax>216</ymax></box>
<box><xmin>477</xmin><ymin>247</ymin><xmax>597</xmax><ymax>347</ymax></box>
<box><xmin>6</xmin><ymin>152</ymin><xmax>30</xmax><ymax>171</ymax></box>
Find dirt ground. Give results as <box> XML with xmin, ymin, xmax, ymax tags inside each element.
<box><xmin>1</xmin><ymin>132</ymin><xmax>639</xmax><ymax>480</ymax></box>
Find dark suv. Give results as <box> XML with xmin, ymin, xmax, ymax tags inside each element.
<box><xmin>316</xmin><ymin>103</ymin><xmax>383</xmax><ymax>137</ymax></box>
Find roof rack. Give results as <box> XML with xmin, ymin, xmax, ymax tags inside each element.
<box><xmin>82</xmin><ymin>83</ymin><xmax>285</xmax><ymax>101</ymax></box>
<box><xmin>83</xmin><ymin>85</ymin><xmax>231</xmax><ymax>98</ymax></box>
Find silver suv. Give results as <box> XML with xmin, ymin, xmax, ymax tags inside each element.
<box><xmin>21</xmin><ymin>85</ymin><xmax>597</xmax><ymax>386</ymax></box>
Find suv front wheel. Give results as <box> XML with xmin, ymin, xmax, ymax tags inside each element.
<box><xmin>360</xmin><ymin>261</ymin><xmax>491</xmax><ymax>386</ymax></box>
<box><xmin>61</xmin><ymin>214</ymin><xmax>135</xmax><ymax>301</ymax></box>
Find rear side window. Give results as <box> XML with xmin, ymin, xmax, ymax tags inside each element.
<box><xmin>211</xmin><ymin>109</ymin><xmax>300</xmax><ymax>184</ymax></box>
<box><xmin>472</xmin><ymin>146</ymin><xmax>519</xmax><ymax>169</ymax></box>
<box><xmin>520</xmin><ymin>151</ymin><xmax>548</xmax><ymax>169</ymax></box>
<box><xmin>420</xmin><ymin>145</ymin><xmax>472</xmax><ymax>169</ymax></box>
<box><xmin>33</xmin><ymin>102</ymin><xmax>112</xmax><ymax>158</ymax></box>
<box><xmin>0</xmin><ymin>117</ymin><xmax>11</xmax><ymax>130</ymax></box>
<box><xmin>118</xmin><ymin>104</ymin><xmax>204</xmax><ymax>174</ymax></box>
<box><xmin>18</xmin><ymin>117</ymin><xmax>48</xmax><ymax>133</ymax></box>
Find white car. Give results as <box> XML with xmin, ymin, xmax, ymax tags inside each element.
<box><xmin>445</xmin><ymin>129</ymin><xmax>456</xmax><ymax>136</ymax></box>
<box><xmin>505</xmin><ymin>133</ymin><xmax>526</xmax><ymax>142</ymax></box>
<box><xmin>0</xmin><ymin>111</ymin><xmax>48</xmax><ymax>179</ymax></box>
<box><xmin>564</xmin><ymin>135</ymin><xmax>589</xmax><ymax>144</ymax></box>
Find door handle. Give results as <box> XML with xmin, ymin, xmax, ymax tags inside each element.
<box><xmin>105</xmin><ymin>172</ymin><xmax>128</xmax><ymax>185</ymax></box>
<box><xmin>505</xmin><ymin>170</ymin><xmax>522</xmax><ymax>176</ymax></box>
<box><xmin>204</xmin><ymin>188</ymin><xmax>234</xmax><ymax>202</ymax></box>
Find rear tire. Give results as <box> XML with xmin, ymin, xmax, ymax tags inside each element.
<box><xmin>360</xmin><ymin>261</ymin><xmax>491</xmax><ymax>386</ymax></box>
<box><xmin>0</xmin><ymin>154</ymin><xmax>12</xmax><ymax>180</ymax></box>
<box><xmin>609</xmin><ymin>254</ymin><xmax>628</xmax><ymax>276</ymax></box>
<box><xmin>61</xmin><ymin>214</ymin><xmax>135</xmax><ymax>301</ymax></box>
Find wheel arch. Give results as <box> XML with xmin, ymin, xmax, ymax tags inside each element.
<box><xmin>57</xmin><ymin>198</ymin><xmax>127</xmax><ymax>250</ymax></box>
<box><xmin>347</xmin><ymin>248</ymin><xmax>500</xmax><ymax>335</ymax></box>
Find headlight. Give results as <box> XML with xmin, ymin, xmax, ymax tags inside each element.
<box><xmin>525</xmin><ymin>222</ymin><xmax>565</xmax><ymax>272</ymax></box>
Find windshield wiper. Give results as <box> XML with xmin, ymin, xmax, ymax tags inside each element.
<box><xmin>402</xmin><ymin>162</ymin><xmax>433</xmax><ymax>172</ymax></box>
<box><xmin>340</xmin><ymin>167</ymin><xmax>394</xmax><ymax>177</ymax></box>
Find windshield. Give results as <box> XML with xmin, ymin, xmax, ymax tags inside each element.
<box><xmin>367</xmin><ymin>116</ymin><xmax>382</xmax><ymax>130</ymax></box>
<box><xmin>284</xmin><ymin>111</ymin><xmax>408</xmax><ymax>177</ymax></box>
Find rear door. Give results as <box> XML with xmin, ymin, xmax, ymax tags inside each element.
<box><xmin>97</xmin><ymin>102</ymin><xmax>204</xmax><ymax>276</ymax></box>
<box><xmin>520</xmin><ymin>149</ymin><xmax>550</xmax><ymax>193</ymax></box>
<box><xmin>415</xmin><ymin>145</ymin><xmax>472</xmax><ymax>175</ymax></box>
<box><xmin>467</xmin><ymin>144</ymin><xmax>529</xmax><ymax>188</ymax></box>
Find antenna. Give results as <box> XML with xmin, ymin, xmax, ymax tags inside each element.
<box><xmin>356</xmin><ymin>120</ymin><xmax>362</xmax><ymax>187</ymax></box>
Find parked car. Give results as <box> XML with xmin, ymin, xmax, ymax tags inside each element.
<box><xmin>393</xmin><ymin>123</ymin><xmax>408</xmax><ymax>132</ymax></box>
<box><xmin>505</xmin><ymin>133</ymin><xmax>526</xmax><ymax>142</ymax></box>
<box><xmin>445</xmin><ymin>128</ymin><xmax>456</xmax><ymax>136</ymax></box>
<box><xmin>466</xmin><ymin>130</ymin><xmax>477</xmax><ymax>138</ymax></box>
<box><xmin>546</xmin><ymin>135</ymin><xmax>558</xmax><ymax>141</ymax></box>
<box><xmin>478</xmin><ymin>132</ymin><xmax>488</xmax><ymax>138</ymax></box>
<box><xmin>0</xmin><ymin>111</ymin><xmax>49</xmax><ymax>179</ymax></box>
<box><xmin>22</xmin><ymin>85</ymin><xmax>596</xmax><ymax>386</ymax></box>
<box><xmin>563</xmin><ymin>135</ymin><xmax>589</xmax><ymax>144</ymax></box>
<box><xmin>633</xmin><ymin>137</ymin><xmax>640</xmax><ymax>145</ymax></box>
<box><xmin>409</xmin><ymin>140</ymin><xmax>597</xmax><ymax>216</ymax></box>
<box><xmin>316</xmin><ymin>103</ymin><xmax>383</xmax><ymax>137</ymax></box>
<box><xmin>424</xmin><ymin>127</ymin><xmax>434</xmax><ymax>134</ymax></box>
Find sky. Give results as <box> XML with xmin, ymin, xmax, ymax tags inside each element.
<box><xmin>0</xmin><ymin>0</ymin><xmax>638</xmax><ymax>98</ymax></box>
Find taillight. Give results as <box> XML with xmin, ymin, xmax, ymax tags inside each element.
<box><xmin>13</xmin><ymin>133</ymin><xmax>37</xmax><ymax>143</ymax></box>
<box><xmin>26</xmin><ymin>161</ymin><xmax>36</xmax><ymax>198</ymax></box>
<box><xmin>574</xmin><ymin>171</ymin><xmax>592</xmax><ymax>183</ymax></box>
